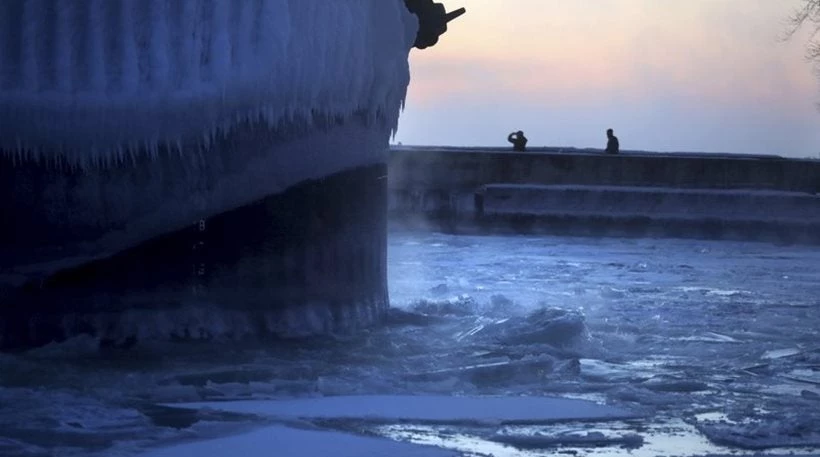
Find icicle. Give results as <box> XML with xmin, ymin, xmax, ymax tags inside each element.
<box><xmin>55</xmin><ymin>0</ymin><xmax>73</xmax><ymax>92</ymax></box>
<box><xmin>121</xmin><ymin>145</ymin><xmax>130</xmax><ymax>166</ymax></box>
<box><xmin>210</xmin><ymin>0</ymin><xmax>231</xmax><ymax>84</ymax></box>
<box><xmin>0</xmin><ymin>7</ymin><xmax>8</xmax><ymax>89</ymax></box>
<box><xmin>255</xmin><ymin>0</ymin><xmax>290</xmax><ymax>64</ymax></box>
<box><xmin>21</xmin><ymin>0</ymin><xmax>43</xmax><ymax>91</ymax></box>
<box><xmin>145</xmin><ymin>139</ymin><xmax>154</xmax><ymax>160</ymax></box>
<box><xmin>86</xmin><ymin>0</ymin><xmax>106</xmax><ymax>91</ymax></box>
<box><xmin>119</xmin><ymin>0</ymin><xmax>139</xmax><ymax>91</ymax></box>
<box><xmin>235</xmin><ymin>1</ymin><xmax>254</xmax><ymax>78</ymax></box>
<box><xmin>149</xmin><ymin>0</ymin><xmax>170</xmax><ymax>89</ymax></box>
<box><xmin>129</xmin><ymin>144</ymin><xmax>139</xmax><ymax>165</ymax></box>
<box><xmin>180</xmin><ymin>0</ymin><xmax>200</xmax><ymax>87</ymax></box>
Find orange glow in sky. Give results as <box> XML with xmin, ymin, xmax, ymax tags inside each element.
<box><xmin>395</xmin><ymin>0</ymin><xmax>820</xmax><ymax>157</ymax></box>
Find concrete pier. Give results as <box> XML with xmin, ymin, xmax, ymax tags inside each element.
<box><xmin>388</xmin><ymin>147</ymin><xmax>820</xmax><ymax>243</ymax></box>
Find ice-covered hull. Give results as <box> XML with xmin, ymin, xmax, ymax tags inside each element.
<box><xmin>0</xmin><ymin>0</ymin><xmax>420</xmax><ymax>349</ymax></box>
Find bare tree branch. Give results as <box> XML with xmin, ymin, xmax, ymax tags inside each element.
<box><xmin>788</xmin><ymin>0</ymin><xmax>820</xmax><ymax>116</ymax></box>
<box><xmin>787</xmin><ymin>0</ymin><xmax>820</xmax><ymax>61</ymax></box>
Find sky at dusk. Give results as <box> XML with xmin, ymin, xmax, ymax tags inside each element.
<box><xmin>394</xmin><ymin>0</ymin><xmax>820</xmax><ymax>158</ymax></box>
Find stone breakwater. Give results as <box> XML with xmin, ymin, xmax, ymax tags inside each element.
<box><xmin>388</xmin><ymin>147</ymin><xmax>820</xmax><ymax>244</ymax></box>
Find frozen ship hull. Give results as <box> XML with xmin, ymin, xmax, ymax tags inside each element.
<box><xmin>0</xmin><ymin>0</ymin><xmax>423</xmax><ymax>349</ymax></box>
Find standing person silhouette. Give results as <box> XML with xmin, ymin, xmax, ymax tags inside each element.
<box><xmin>605</xmin><ymin>128</ymin><xmax>619</xmax><ymax>154</ymax></box>
<box><xmin>507</xmin><ymin>130</ymin><xmax>528</xmax><ymax>152</ymax></box>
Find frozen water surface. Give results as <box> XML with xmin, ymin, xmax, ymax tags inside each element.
<box><xmin>1</xmin><ymin>231</ymin><xmax>819</xmax><ymax>456</ymax></box>
<box><xmin>139</xmin><ymin>424</ymin><xmax>461</xmax><ymax>457</ymax></box>
<box><xmin>167</xmin><ymin>395</ymin><xmax>637</xmax><ymax>424</ymax></box>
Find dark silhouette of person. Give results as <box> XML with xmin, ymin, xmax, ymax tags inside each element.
<box><xmin>507</xmin><ymin>130</ymin><xmax>528</xmax><ymax>152</ymax></box>
<box><xmin>605</xmin><ymin>128</ymin><xmax>619</xmax><ymax>154</ymax></box>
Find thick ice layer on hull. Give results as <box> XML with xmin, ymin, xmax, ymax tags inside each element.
<box><xmin>0</xmin><ymin>0</ymin><xmax>417</xmax><ymax>166</ymax></box>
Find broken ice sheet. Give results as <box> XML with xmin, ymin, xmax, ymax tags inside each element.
<box><xmin>695</xmin><ymin>410</ymin><xmax>820</xmax><ymax>451</ymax></box>
<box><xmin>489</xmin><ymin>430</ymin><xmax>644</xmax><ymax>449</ymax></box>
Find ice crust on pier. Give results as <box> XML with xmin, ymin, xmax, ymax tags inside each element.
<box><xmin>0</xmin><ymin>0</ymin><xmax>418</xmax><ymax>167</ymax></box>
